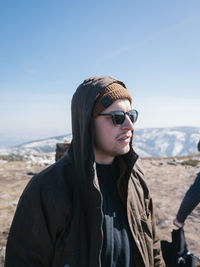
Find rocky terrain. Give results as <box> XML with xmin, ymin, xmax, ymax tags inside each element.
<box><xmin>0</xmin><ymin>155</ymin><xmax>200</xmax><ymax>266</ymax></box>
<box><xmin>141</xmin><ymin>156</ymin><xmax>200</xmax><ymax>264</ymax></box>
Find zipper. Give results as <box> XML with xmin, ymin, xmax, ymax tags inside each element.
<box><xmin>98</xmin><ymin>193</ymin><xmax>104</xmax><ymax>267</ymax></box>
<box><xmin>92</xmin><ymin>165</ymin><xmax>104</xmax><ymax>267</ymax></box>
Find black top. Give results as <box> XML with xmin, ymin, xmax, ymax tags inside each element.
<box><xmin>96</xmin><ymin>159</ymin><xmax>135</xmax><ymax>267</ymax></box>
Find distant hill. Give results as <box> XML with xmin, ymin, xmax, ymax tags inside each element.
<box><xmin>0</xmin><ymin>135</ymin><xmax>72</xmax><ymax>164</ymax></box>
<box><xmin>0</xmin><ymin>127</ymin><xmax>200</xmax><ymax>159</ymax></box>
<box><xmin>133</xmin><ymin>126</ymin><xmax>200</xmax><ymax>157</ymax></box>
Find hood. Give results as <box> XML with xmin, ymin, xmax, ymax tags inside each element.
<box><xmin>66</xmin><ymin>76</ymin><xmax>139</xmax><ymax>265</ymax></box>
<box><xmin>68</xmin><ymin>76</ymin><xmax>136</xmax><ymax>193</ymax></box>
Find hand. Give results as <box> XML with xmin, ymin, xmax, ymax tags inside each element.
<box><xmin>173</xmin><ymin>218</ymin><xmax>184</xmax><ymax>228</ymax></box>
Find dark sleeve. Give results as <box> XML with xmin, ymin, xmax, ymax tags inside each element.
<box><xmin>176</xmin><ymin>172</ymin><xmax>200</xmax><ymax>223</ymax></box>
<box><xmin>5</xmin><ymin>174</ymin><xmax>71</xmax><ymax>267</ymax></box>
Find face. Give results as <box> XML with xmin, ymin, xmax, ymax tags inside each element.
<box><xmin>93</xmin><ymin>99</ymin><xmax>134</xmax><ymax>164</ymax></box>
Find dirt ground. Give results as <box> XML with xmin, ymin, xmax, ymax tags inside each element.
<box><xmin>141</xmin><ymin>158</ymin><xmax>200</xmax><ymax>260</ymax></box>
<box><xmin>0</xmin><ymin>156</ymin><xmax>200</xmax><ymax>266</ymax></box>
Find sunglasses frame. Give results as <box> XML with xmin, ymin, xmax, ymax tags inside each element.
<box><xmin>98</xmin><ymin>109</ymin><xmax>138</xmax><ymax>125</ymax></box>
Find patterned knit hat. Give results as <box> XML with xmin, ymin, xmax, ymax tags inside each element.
<box><xmin>93</xmin><ymin>83</ymin><xmax>132</xmax><ymax>118</ymax></box>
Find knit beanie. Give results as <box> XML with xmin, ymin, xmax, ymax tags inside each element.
<box><xmin>93</xmin><ymin>83</ymin><xmax>132</xmax><ymax>118</ymax></box>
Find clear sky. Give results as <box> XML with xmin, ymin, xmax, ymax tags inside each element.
<box><xmin>0</xmin><ymin>0</ymin><xmax>200</xmax><ymax>147</ymax></box>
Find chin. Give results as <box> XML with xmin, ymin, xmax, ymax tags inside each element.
<box><xmin>118</xmin><ymin>145</ymin><xmax>130</xmax><ymax>156</ymax></box>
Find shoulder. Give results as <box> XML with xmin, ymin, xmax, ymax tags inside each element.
<box><xmin>128</xmin><ymin>158</ymin><xmax>154</xmax><ymax>219</ymax></box>
<box><xmin>132</xmin><ymin>158</ymin><xmax>146</xmax><ymax>186</ymax></box>
<box><xmin>196</xmin><ymin>172</ymin><xmax>200</xmax><ymax>180</ymax></box>
<box><xmin>10</xmin><ymin>154</ymin><xmax>74</xmax><ymax>243</ymax></box>
<box><xmin>20</xmin><ymin>154</ymin><xmax>74</xmax><ymax>207</ymax></box>
<box><xmin>131</xmin><ymin>158</ymin><xmax>151</xmax><ymax>199</ymax></box>
<box><xmin>191</xmin><ymin>172</ymin><xmax>200</xmax><ymax>186</ymax></box>
<box><xmin>133</xmin><ymin>158</ymin><xmax>145</xmax><ymax>177</ymax></box>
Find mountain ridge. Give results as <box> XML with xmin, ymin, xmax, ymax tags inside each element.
<box><xmin>0</xmin><ymin>127</ymin><xmax>200</xmax><ymax>159</ymax></box>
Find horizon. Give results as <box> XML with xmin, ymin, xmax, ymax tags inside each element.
<box><xmin>1</xmin><ymin>125</ymin><xmax>200</xmax><ymax>149</ymax></box>
<box><xmin>1</xmin><ymin>1</ymin><xmax>200</xmax><ymax>147</ymax></box>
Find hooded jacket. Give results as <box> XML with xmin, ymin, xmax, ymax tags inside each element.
<box><xmin>5</xmin><ymin>76</ymin><xmax>165</xmax><ymax>267</ymax></box>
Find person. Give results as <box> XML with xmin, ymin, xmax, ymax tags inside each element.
<box><xmin>198</xmin><ymin>139</ymin><xmax>200</xmax><ymax>153</ymax></box>
<box><xmin>5</xmin><ymin>76</ymin><xmax>165</xmax><ymax>267</ymax></box>
<box><xmin>173</xmin><ymin>140</ymin><xmax>200</xmax><ymax>228</ymax></box>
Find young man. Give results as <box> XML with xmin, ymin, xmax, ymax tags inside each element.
<box><xmin>5</xmin><ymin>76</ymin><xmax>165</xmax><ymax>267</ymax></box>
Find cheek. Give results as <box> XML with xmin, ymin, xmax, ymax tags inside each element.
<box><xmin>94</xmin><ymin>123</ymin><xmax>115</xmax><ymax>147</ymax></box>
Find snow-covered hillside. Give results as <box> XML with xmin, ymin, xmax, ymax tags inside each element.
<box><xmin>133</xmin><ymin>126</ymin><xmax>200</xmax><ymax>157</ymax></box>
<box><xmin>0</xmin><ymin>127</ymin><xmax>200</xmax><ymax>160</ymax></box>
<box><xmin>0</xmin><ymin>134</ymin><xmax>72</xmax><ymax>164</ymax></box>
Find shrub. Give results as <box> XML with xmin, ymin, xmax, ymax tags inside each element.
<box><xmin>181</xmin><ymin>159</ymin><xmax>200</xmax><ymax>167</ymax></box>
<box><xmin>0</xmin><ymin>154</ymin><xmax>24</xmax><ymax>161</ymax></box>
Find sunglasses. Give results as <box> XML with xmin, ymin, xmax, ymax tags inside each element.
<box><xmin>98</xmin><ymin>109</ymin><xmax>138</xmax><ymax>125</ymax></box>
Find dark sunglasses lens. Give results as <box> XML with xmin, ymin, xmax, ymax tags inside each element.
<box><xmin>112</xmin><ymin>112</ymin><xmax>125</xmax><ymax>125</ymax></box>
<box><xmin>129</xmin><ymin>110</ymin><xmax>138</xmax><ymax>123</ymax></box>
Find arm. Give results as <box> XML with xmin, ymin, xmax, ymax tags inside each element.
<box><xmin>5</xmin><ymin>177</ymin><xmax>54</xmax><ymax>266</ymax></box>
<box><xmin>173</xmin><ymin>218</ymin><xmax>185</xmax><ymax>228</ymax></box>
<box><xmin>176</xmin><ymin>173</ymin><xmax>200</xmax><ymax>224</ymax></box>
<box><xmin>149</xmin><ymin>198</ymin><xmax>166</xmax><ymax>267</ymax></box>
<box><xmin>5</xmin><ymin>173</ymin><xmax>71</xmax><ymax>267</ymax></box>
<box><xmin>133</xmin><ymin>161</ymin><xmax>165</xmax><ymax>267</ymax></box>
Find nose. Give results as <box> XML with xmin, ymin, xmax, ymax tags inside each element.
<box><xmin>121</xmin><ymin>114</ymin><xmax>134</xmax><ymax>131</ymax></box>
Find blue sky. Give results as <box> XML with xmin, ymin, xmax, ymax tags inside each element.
<box><xmin>0</xmin><ymin>0</ymin><xmax>200</xmax><ymax>147</ymax></box>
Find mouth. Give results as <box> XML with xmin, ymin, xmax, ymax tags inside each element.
<box><xmin>118</xmin><ymin>134</ymin><xmax>132</xmax><ymax>142</ymax></box>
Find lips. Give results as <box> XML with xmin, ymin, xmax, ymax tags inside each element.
<box><xmin>118</xmin><ymin>135</ymin><xmax>131</xmax><ymax>141</ymax></box>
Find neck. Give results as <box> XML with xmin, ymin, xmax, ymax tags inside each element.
<box><xmin>94</xmin><ymin>153</ymin><xmax>115</xmax><ymax>165</ymax></box>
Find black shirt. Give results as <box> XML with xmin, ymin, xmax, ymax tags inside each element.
<box><xmin>96</xmin><ymin>159</ymin><xmax>135</xmax><ymax>267</ymax></box>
